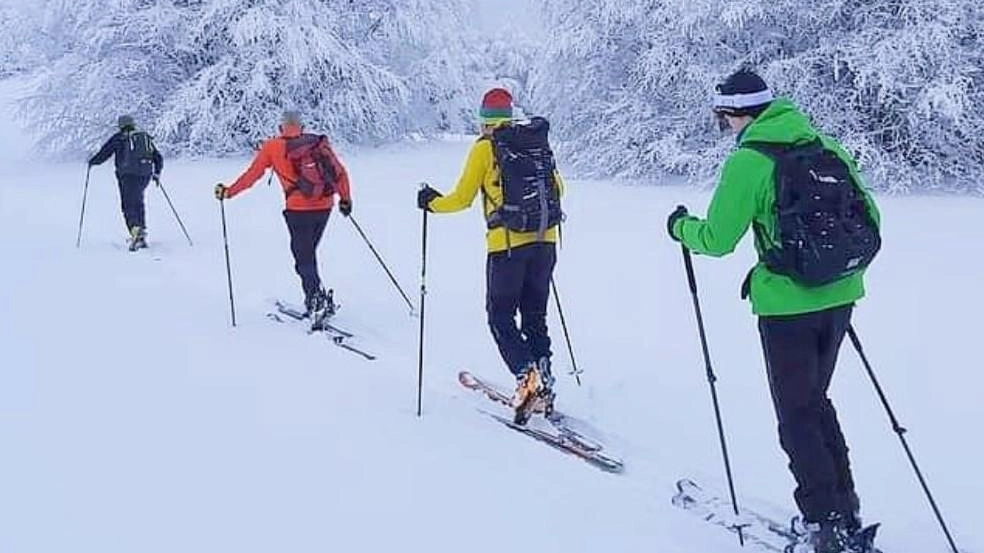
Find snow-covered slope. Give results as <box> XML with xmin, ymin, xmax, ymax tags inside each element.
<box><xmin>1</xmin><ymin>82</ymin><xmax>981</xmax><ymax>553</ymax></box>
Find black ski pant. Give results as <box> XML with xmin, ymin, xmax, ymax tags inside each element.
<box><xmin>486</xmin><ymin>243</ymin><xmax>556</xmax><ymax>378</ymax></box>
<box><xmin>117</xmin><ymin>174</ymin><xmax>150</xmax><ymax>231</ymax></box>
<box><xmin>758</xmin><ymin>304</ymin><xmax>859</xmax><ymax>524</ymax></box>
<box><xmin>283</xmin><ymin>209</ymin><xmax>330</xmax><ymax>299</ymax></box>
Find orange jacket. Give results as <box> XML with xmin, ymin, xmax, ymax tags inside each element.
<box><xmin>226</xmin><ymin>126</ymin><xmax>352</xmax><ymax>211</ymax></box>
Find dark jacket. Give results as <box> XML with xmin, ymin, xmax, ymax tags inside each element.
<box><xmin>89</xmin><ymin>130</ymin><xmax>164</xmax><ymax>177</ymax></box>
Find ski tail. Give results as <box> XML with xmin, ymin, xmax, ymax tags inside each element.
<box><xmin>480</xmin><ymin>409</ymin><xmax>624</xmax><ymax>474</ymax></box>
<box><xmin>672</xmin><ymin>478</ymin><xmax>887</xmax><ymax>553</ymax></box>
<box><xmin>460</xmin><ymin>370</ymin><xmax>623</xmax><ymax>474</ymax></box>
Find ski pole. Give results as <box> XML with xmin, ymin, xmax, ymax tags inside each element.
<box><xmin>76</xmin><ymin>166</ymin><xmax>91</xmax><ymax>248</ymax></box>
<box><xmin>680</xmin><ymin>245</ymin><xmax>745</xmax><ymax>546</ymax></box>
<box><xmin>550</xmin><ymin>277</ymin><xmax>582</xmax><ymax>386</ymax></box>
<box><xmin>847</xmin><ymin>326</ymin><xmax>960</xmax><ymax>553</ymax></box>
<box><xmin>157</xmin><ymin>179</ymin><xmax>194</xmax><ymax>246</ymax></box>
<box><xmin>416</xmin><ymin>198</ymin><xmax>429</xmax><ymax>417</ymax></box>
<box><xmin>219</xmin><ymin>197</ymin><xmax>237</xmax><ymax>327</ymax></box>
<box><xmin>348</xmin><ymin>215</ymin><xmax>416</xmax><ymax>315</ymax></box>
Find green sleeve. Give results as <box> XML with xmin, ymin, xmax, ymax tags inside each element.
<box><xmin>673</xmin><ymin>150</ymin><xmax>770</xmax><ymax>257</ymax></box>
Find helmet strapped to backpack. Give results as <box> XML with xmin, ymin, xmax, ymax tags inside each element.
<box><xmin>285</xmin><ymin>134</ymin><xmax>338</xmax><ymax>199</ymax></box>
<box><xmin>747</xmin><ymin>140</ymin><xmax>881</xmax><ymax>287</ymax></box>
<box><xmin>486</xmin><ymin>117</ymin><xmax>563</xmax><ymax>239</ymax></box>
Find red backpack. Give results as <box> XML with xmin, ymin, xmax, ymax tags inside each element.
<box><xmin>284</xmin><ymin>134</ymin><xmax>338</xmax><ymax>198</ymax></box>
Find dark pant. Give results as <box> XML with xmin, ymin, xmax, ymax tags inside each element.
<box><xmin>283</xmin><ymin>209</ymin><xmax>331</xmax><ymax>298</ymax></box>
<box><xmin>758</xmin><ymin>304</ymin><xmax>859</xmax><ymax>523</ymax></box>
<box><xmin>117</xmin><ymin>174</ymin><xmax>150</xmax><ymax>230</ymax></box>
<box><xmin>486</xmin><ymin>243</ymin><xmax>557</xmax><ymax>377</ymax></box>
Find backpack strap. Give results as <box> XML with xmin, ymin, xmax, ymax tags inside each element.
<box><xmin>739</xmin><ymin>141</ymin><xmax>798</xmax><ymax>298</ymax></box>
<box><xmin>476</xmin><ymin>134</ymin><xmax>515</xmax><ymax>253</ymax></box>
<box><xmin>476</xmin><ymin>134</ymin><xmax>503</xmax><ymax>227</ymax></box>
<box><xmin>282</xmin><ymin>135</ymin><xmax>312</xmax><ymax>198</ymax></box>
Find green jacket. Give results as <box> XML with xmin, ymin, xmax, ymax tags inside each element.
<box><xmin>672</xmin><ymin>98</ymin><xmax>881</xmax><ymax>316</ymax></box>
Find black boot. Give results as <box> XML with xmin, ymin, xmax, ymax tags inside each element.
<box><xmin>127</xmin><ymin>225</ymin><xmax>147</xmax><ymax>251</ymax></box>
<box><xmin>304</xmin><ymin>287</ymin><xmax>335</xmax><ymax>331</ymax></box>
<box><xmin>536</xmin><ymin>356</ymin><xmax>556</xmax><ymax>418</ymax></box>
<box><xmin>789</xmin><ymin>512</ymin><xmax>878</xmax><ymax>553</ymax></box>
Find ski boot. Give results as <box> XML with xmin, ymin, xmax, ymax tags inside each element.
<box><xmin>512</xmin><ymin>362</ymin><xmax>542</xmax><ymax>426</ymax></box>
<box><xmin>305</xmin><ymin>287</ymin><xmax>336</xmax><ymax>331</ymax></box>
<box><xmin>535</xmin><ymin>356</ymin><xmax>556</xmax><ymax>418</ymax></box>
<box><xmin>127</xmin><ymin>226</ymin><xmax>147</xmax><ymax>251</ymax></box>
<box><xmin>786</xmin><ymin>513</ymin><xmax>878</xmax><ymax>553</ymax></box>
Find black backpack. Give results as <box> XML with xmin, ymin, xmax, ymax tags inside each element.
<box><xmin>118</xmin><ymin>130</ymin><xmax>157</xmax><ymax>177</ymax></box>
<box><xmin>486</xmin><ymin>117</ymin><xmax>563</xmax><ymax>238</ymax></box>
<box><xmin>746</xmin><ymin>140</ymin><xmax>881</xmax><ymax>287</ymax></box>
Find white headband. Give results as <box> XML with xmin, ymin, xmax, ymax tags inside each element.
<box><xmin>713</xmin><ymin>89</ymin><xmax>775</xmax><ymax>110</ymax></box>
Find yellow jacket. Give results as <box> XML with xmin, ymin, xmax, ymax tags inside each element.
<box><xmin>429</xmin><ymin>137</ymin><xmax>565</xmax><ymax>253</ymax></box>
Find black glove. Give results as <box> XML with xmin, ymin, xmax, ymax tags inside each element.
<box><xmin>214</xmin><ymin>183</ymin><xmax>228</xmax><ymax>201</ymax></box>
<box><xmin>152</xmin><ymin>173</ymin><xmax>161</xmax><ymax>186</ymax></box>
<box><xmin>338</xmin><ymin>198</ymin><xmax>352</xmax><ymax>217</ymax></box>
<box><xmin>667</xmin><ymin>205</ymin><xmax>689</xmax><ymax>241</ymax></box>
<box><xmin>417</xmin><ymin>185</ymin><xmax>442</xmax><ymax>211</ymax></box>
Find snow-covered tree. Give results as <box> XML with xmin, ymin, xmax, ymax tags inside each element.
<box><xmin>0</xmin><ymin>3</ymin><xmax>43</xmax><ymax>77</ymax></box>
<box><xmin>472</xmin><ymin>36</ymin><xmax>537</xmax><ymax>112</ymax></box>
<box><xmin>533</xmin><ymin>0</ymin><xmax>984</xmax><ymax>193</ymax></box>
<box><xmin>11</xmin><ymin>0</ymin><xmax>983</xmax><ymax>192</ymax></box>
<box><xmin>19</xmin><ymin>0</ymin><xmax>481</xmax><ymax>156</ymax></box>
<box><xmin>19</xmin><ymin>1</ymin><xmax>200</xmax><ymax>155</ymax></box>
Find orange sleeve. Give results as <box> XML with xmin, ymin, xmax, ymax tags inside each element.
<box><xmin>329</xmin><ymin>145</ymin><xmax>351</xmax><ymax>201</ymax></box>
<box><xmin>226</xmin><ymin>143</ymin><xmax>273</xmax><ymax>198</ymax></box>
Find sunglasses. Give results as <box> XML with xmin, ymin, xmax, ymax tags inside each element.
<box><xmin>713</xmin><ymin>109</ymin><xmax>731</xmax><ymax>132</ymax></box>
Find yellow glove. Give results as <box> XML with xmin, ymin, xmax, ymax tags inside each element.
<box><xmin>214</xmin><ymin>183</ymin><xmax>228</xmax><ymax>200</ymax></box>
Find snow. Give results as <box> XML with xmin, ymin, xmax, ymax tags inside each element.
<box><xmin>1</xmin><ymin>80</ymin><xmax>983</xmax><ymax>553</ymax></box>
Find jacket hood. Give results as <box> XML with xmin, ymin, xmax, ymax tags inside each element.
<box><xmin>738</xmin><ymin>98</ymin><xmax>818</xmax><ymax>146</ymax></box>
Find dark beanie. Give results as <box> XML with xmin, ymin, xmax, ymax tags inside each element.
<box><xmin>118</xmin><ymin>114</ymin><xmax>135</xmax><ymax>129</ymax></box>
<box><xmin>713</xmin><ymin>70</ymin><xmax>774</xmax><ymax>117</ymax></box>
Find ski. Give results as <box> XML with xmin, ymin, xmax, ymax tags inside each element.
<box><xmin>273</xmin><ymin>300</ymin><xmax>355</xmax><ymax>338</ymax></box>
<box><xmin>672</xmin><ymin>478</ymin><xmax>884</xmax><ymax>553</ymax></box>
<box><xmin>326</xmin><ymin>333</ymin><xmax>376</xmax><ymax>361</ymax></box>
<box><xmin>459</xmin><ymin>370</ymin><xmax>623</xmax><ymax>473</ymax></box>
<box><xmin>458</xmin><ymin>370</ymin><xmax>546</xmax><ymax>414</ymax></box>
<box><xmin>673</xmin><ymin>478</ymin><xmax>786</xmax><ymax>552</ymax></box>
<box><xmin>478</xmin><ymin>409</ymin><xmax>624</xmax><ymax>474</ymax></box>
<box><xmin>268</xmin><ymin>300</ymin><xmax>376</xmax><ymax>361</ymax></box>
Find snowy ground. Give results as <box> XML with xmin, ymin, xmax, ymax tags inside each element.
<box><xmin>1</xmin><ymin>80</ymin><xmax>982</xmax><ymax>553</ymax></box>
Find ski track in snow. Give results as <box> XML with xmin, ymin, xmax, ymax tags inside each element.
<box><xmin>1</xmin><ymin>80</ymin><xmax>982</xmax><ymax>553</ymax></box>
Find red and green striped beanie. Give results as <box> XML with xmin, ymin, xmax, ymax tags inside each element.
<box><xmin>480</xmin><ymin>88</ymin><xmax>513</xmax><ymax>125</ymax></box>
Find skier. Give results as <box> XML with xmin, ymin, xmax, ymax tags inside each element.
<box><xmin>215</xmin><ymin>111</ymin><xmax>352</xmax><ymax>329</ymax></box>
<box><xmin>667</xmin><ymin>70</ymin><xmax>882</xmax><ymax>553</ymax></box>
<box><xmin>88</xmin><ymin>115</ymin><xmax>164</xmax><ymax>250</ymax></box>
<box><xmin>417</xmin><ymin>88</ymin><xmax>565</xmax><ymax>424</ymax></box>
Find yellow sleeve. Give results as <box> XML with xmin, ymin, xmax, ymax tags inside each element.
<box><xmin>429</xmin><ymin>141</ymin><xmax>492</xmax><ymax>213</ymax></box>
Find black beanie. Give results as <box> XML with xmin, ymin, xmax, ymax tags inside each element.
<box><xmin>713</xmin><ymin>70</ymin><xmax>774</xmax><ymax>117</ymax></box>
